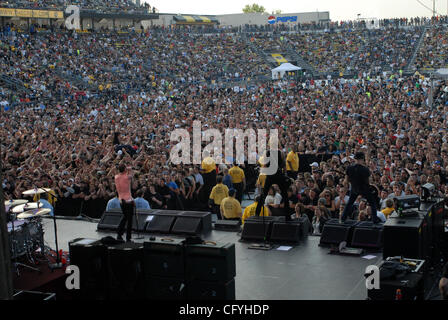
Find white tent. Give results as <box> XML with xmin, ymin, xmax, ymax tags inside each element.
<box><xmin>434</xmin><ymin>68</ymin><xmax>448</xmax><ymax>80</ymax></box>
<box><xmin>271</xmin><ymin>63</ymin><xmax>302</xmax><ymax>80</ymax></box>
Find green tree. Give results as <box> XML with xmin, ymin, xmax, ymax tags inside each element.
<box><xmin>272</xmin><ymin>9</ymin><xmax>282</xmax><ymax>15</ymax></box>
<box><xmin>242</xmin><ymin>3</ymin><xmax>267</xmax><ymax>13</ymax></box>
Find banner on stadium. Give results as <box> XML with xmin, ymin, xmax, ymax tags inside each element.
<box><xmin>0</xmin><ymin>8</ymin><xmax>15</xmax><ymax>16</ymax></box>
<box><xmin>48</xmin><ymin>11</ymin><xmax>64</xmax><ymax>19</ymax></box>
<box><xmin>15</xmin><ymin>9</ymin><xmax>33</xmax><ymax>18</ymax></box>
<box><xmin>0</xmin><ymin>8</ymin><xmax>63</xmax><ymax>19</ymax></box>
<box><xmin>33</xmin><ymin>10</ymin><xmax>49</xmax><ymax>18</ymax></box>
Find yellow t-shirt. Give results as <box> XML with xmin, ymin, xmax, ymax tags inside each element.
<box><xmin>381</xmin><ymin>207</ymin><xmax>395</xmax><ymax>218</ymax></box>
<box><xmin>242</xmin><ymin>202</ymin><xmax>269</xmax><ymax>224</ymax></box>
<box><xmin>229</xmin><ymin>166</ymin><xmax>245</xmax><ymax>184</ymax></box>
<box><xmin>286</xmin><ymin>151</ymin><xmax>299</xmax><ymax>172</ymax></box>
<box><xmin>209</xmin><ymin>183</ymin><xmax>229</xmax><ymax>205</ymax></box>
<box><xmin>256</xmin><ymin>174</ymin><xmax>267</xmax><ymax>188</ymax></box>
<box><xmin>220</xmin><ymin>197</ymin><xmax>242</xmax><ymax>219</ymax></box>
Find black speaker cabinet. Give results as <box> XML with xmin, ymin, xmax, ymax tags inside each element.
<box><xmin>132</xmin><ymin>212</ymin><xmax>156</xmax><ymax>231</ymax></box>
<box><xmin>97</xmin><ymin>212</ymin><xmax>123</xmax><ymax>231</ymax></box>
<box><xmin>351</xmin><ymin>222</ymin><xmax>383</xmax><ymax>249</ymax></box>
<box><xmin>241</xmin><ymin>216</ymin><xmax>283</xmax><ymax>241</ymax></box>
<box><xmin>146</xmin><ymin>276</ymin><xmax>187</xmax><ymax>300</ymax></box>
<box><xmin>180</xmin><ymin>211</ymin><xmax>213</xmax><ymax>234</ymax></box>
<box><xmin>319</xmin><ymin>219</ymin><xmax>358</xmax><ymax>246</ymax></box>
<box><xmin>241</xmin><ymin>220</ymin><xmax>271</xmax><ymax>241</ymax></box>
<box><xmin>214</xmin><ymin>220</ymin><xmax>241</xmax><ymax>232</ymax></box>
<box><xmin>383</xmin><ymin>217</ymin><xmax>424</xmax><ymax>260</ymax></box>
<box><xmin>68</xmin><ymin>238</ymin><xmax>108</xmax><ymax>300</ymax></box>
<box><xmin>143</xmin><ymin>238</ymin><xmax>185</xmax><ymax>278</ymax></box>
<box><xmin>171</xmin><ymin>217</ymin><xmax>202</xmax><ymax>235</ymax></box>
<box><xmin>146</xmin><ymin>215</ymin><xmax>176</xmax><ymax>233</ymax></box>
<box><xmin>270</xmin><ymin>222</ymin><xmax>301</xmax><ymax>244</ymax></box>
<box><xmin>368</xmin><ymin>272</ymin><xmax>424</xmax><ymax>300</ymax></box>
<box><xmin>185</xmin><ymin>242</ymin><xmax>236</xmax><ymax>282</ymax></box>
<box><xmin>187</xmin><ymin>278</ymin><xmax>235</xmax><ymax>300</ymax></box>
<box><xmin>107</xmin><ymin>242</ymin><xmax>145</xmax><ymax>300</ymax></box>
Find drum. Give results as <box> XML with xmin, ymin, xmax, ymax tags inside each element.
<box><xmin>7</xmin><ymin>220</ymin><xmax>28</xmax><ymax>259</ymax></box>
<box><xmin>7</xmin><ymin>218</ymin><xmax>44</xmax><ymax>260</ymax></box>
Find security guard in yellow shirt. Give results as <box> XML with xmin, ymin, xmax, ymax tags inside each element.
<box><xmin>229</xmin><ymin>162</ymin><xmax>245</xmax><ymax>203</ymax></box>
<box><xmin>242</xmin><ymin>196</ymin><xmax>270</xmax><ymax>225</ymax></box>
<box><xmin>220</xmin><ymin>189</ymin><xmax>242</xmax><ymax>221</ymax></box>
<box><xmin>286</xmin><ymin>145</ymin><xmax>299</xmax><ymax>180</ymax></box>
<box><xmin>209</xmin><ymin>176</ymin><xmax>229</xmax><ymax>219</ymax></box>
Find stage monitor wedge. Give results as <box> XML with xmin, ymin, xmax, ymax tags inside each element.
<box><xmin>146</xmin><ymin>215</ymin><xmax>177</xmax><ymax>234</ymax></box>
<box><xmin>97</xmin><ymin>212</ymin><xmax>123</xmax><ymax>231</ymax></box>
<box><xmin>270</xmin><ymin>222</ymin><xmax>301</xmax><ymax>244</ymax></box>
<box><xmin>319</xmin><ymin>219</ymin><xmax>358</xmax><ymax>246</ymax></box>
<box><xmin>171</xmin><ymin>217</ymin><xmax>202</xmax><ymax>235</ymax></box>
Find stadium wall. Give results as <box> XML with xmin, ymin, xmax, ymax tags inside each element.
<box><xmin>218</xmin><ymin>12</ymin><xmax>330</xmax><ymax>27</ymax></box>
<box><xmin>144</xmin><ymin>11</ymin><xmax>330</xmax><ymax>28</ymax></box>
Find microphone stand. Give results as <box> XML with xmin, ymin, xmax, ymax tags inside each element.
<box><xmin>34</xmin><ymin>187</ymin><xmax>63</xmax><ymax>270</ymax></box>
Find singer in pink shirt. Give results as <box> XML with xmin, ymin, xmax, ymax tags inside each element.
<box><xmin>115</xmin><ymin>164</ymin><xmax>135</xmax><ymax>241</ymax></box>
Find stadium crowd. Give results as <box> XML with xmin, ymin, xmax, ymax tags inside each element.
<box><xmin>0</xmin><ymin>0</ymin><xmax>154</xmax><ymax>13</ymax></box>
<box><xmin>1</xmin><ymin>18</ymin><xmax>448</xmax><ymax>229</ymax></box>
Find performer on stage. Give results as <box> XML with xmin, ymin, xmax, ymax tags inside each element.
<box><xmin>341</xmin><ymin>152</ymin><xmax>380</xmax><ymax>223</ymax></box>
<box><xmin>115</xmin><ymin>164</ymin><xmax>135</xmax><ymax>241</ymax></box>
<box><xmin>255</xmin><ymin>137</ymin><xmax>291</xmax><ymax>220</ymax></box>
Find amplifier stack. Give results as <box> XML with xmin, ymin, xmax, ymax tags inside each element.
<box><xmin>69</xmin><ymin>237</ymin><xmax>236</xmax><ymax>300</ymax></box>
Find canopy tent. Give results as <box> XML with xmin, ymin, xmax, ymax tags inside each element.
<box><xmin>433</xmin><ymin>68</ymin><xmax>448</xmax><ymax>80</ymax></box>
<box><xmin>271</xmin><ymin>63</ymin><xmax>301</xmax><ymax>80</ymax></box>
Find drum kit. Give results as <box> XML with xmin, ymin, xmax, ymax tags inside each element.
<box><xmin>5</xmin><ymin>188</ymin><xmax>52</xmax><ymax>275</ymax></box>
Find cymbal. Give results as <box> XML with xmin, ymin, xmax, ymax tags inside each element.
<box><xmin>4</xmin><ymin>199</ymin><xmax>28</xmax><ymax>207</ymax></box>
<box><xmin>17</xmin><ymin>208</ymin><xmax>51</xmax><ymax>219</ymax></box>
<box><xmin>22</xmin><ymin>188</ymin><xmax>51</xmax><ymax>195</ymax></box>
<box><xmin>12</xmin><ymin>202</ymin><xmax>41</xmax><ymax>213</ymax></box>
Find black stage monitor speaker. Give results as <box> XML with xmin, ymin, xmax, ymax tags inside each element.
<box><xmin>319</xmin><ymin>219</ymin><xmax>358</xmax><ymax>246</ymax></box>
<box><xmin>245</xmin><ymin>216</ymin><xmax>286</xmax><ymax>223</ymax></box>
<box><xmin>180</xmin><ymin>211</ymin><xmax>213</xmax><ymax>234</ymax></box>
<box><xmin>241</xmin><ymin>220</ymin><xmax>271</xmax><ymax>241</ymax></box>
<box><xmin>351</xmin><ymin>222</ymin><xmax>384</xmax><ymax>249</ymax></box>
<box><xmin>143</xmin><ymin>238</ymin><xmax>185</xmax><ymax>278</ymax></box>
<box><xmin>171</xmin><ymin>217</ymin><xmax>202</xmax><ymax>235</ymax></box>
<box><xmin>146</xmin><ymin>215</ymin><xmax>176</xmax><ymax>234</ymax></box>
<box><xmin>214</xmin><ymin>220</ymin><xmax>241</xmax><ymax>232</ymax></box>
<box><xmin>383</xmin><ymin>217</ymin><xmax>424</xmax><ymax>260</ymax></box>
<box><xmin>97</xmin><ymin>212</ymin><xmax>123</xmax><ymax>231</ymax></box>
<box><xmin>68</xmin><ymin>238</ymin><xmax>108</xmax><ymax>300</ymax></box>
<box><xmin>270</xmin><ymin>222</ymin><xmax>301</xmax><ymax>244</ymax></box>
<box><xmin>187</xmin><ymin>278</ymin><xmax>235</xmax><ymax>300</ymax></box>
<box><xmin>146</xmin><ymin>276</ymin><xmax>187</xmax><ymax>300</ymax></box>
<box><xmin>132</xmin><ymin>213</ymin><xmax>155</xmax><ymax>231</ymax></box>
<box><xmin>185</xmin><ymin>242</ymin><xmax>236</xmax><ymax>282</ymax></box>
<box><xmin>107</xmin><ymin>242</ymin><xmax>145</xmax><ymax>300</ymax></box>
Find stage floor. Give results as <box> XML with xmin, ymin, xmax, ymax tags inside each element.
<box><xmin>40</xmin><ymin>216</ymin><xmax>386</xmax><ymax>300</ymax></box>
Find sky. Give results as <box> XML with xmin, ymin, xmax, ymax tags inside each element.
<box><xmin>144</xmin><ymin>0</ymin><xmax>448</xmax><ymax>21</ymax></box>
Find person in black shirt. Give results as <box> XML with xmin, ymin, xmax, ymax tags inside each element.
<box><xmin>255</xmin><ymin>143</ymin><xmax>291</xmax><ymax>220</ymax></box>
<box><xmin>145</xmin><ymin>185</ymin><xmax>164</xmax><ymax>209</ymax></box>
<box><xmin>286</xmin><ymin>187</ymin><xmax>298</xmax><ymax>217</ymax></box>
<box><xmin>341</xmin><ymin>152</ymin><xmax>380</xmax><ymax>223</ymax></box>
